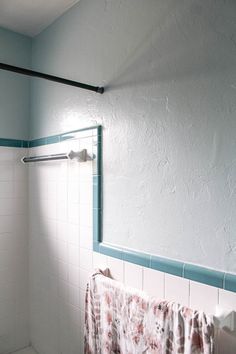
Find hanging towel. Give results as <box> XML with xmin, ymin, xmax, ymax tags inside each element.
<box><xmin>84</xmin><ymin>269</ymin><xmax>214</xmax><ymax>354</ymax></box>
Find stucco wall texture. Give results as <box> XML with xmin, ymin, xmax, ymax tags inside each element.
<box><xmin>30</xmin><ymin>0</ymin><xmax>236</xmax><ymax>273</ymax></box>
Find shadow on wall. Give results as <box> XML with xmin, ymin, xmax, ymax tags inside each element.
<box><xmin>105</xmin><ymin>1</ymin><xmax>236</xmax><ymax>92</ymax></box>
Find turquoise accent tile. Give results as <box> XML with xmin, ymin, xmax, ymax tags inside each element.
<box><xmin>97</xmin><ymin>142</ymin><xmax>102</xmax><ymax>176</ymax></box>
<box><xmin>93</xmin><ymin>208</ymin><xmax>102</xmax><ymax>242</ymax></box>
<box><xmin>60</xmin><ymin>134</ymin><xmax>76</xmax><ymax>142</ymax></box>
<box><xmin>150</xmin><ymin>255</ymin><xmax>183</xmax><ymax>277</ymax></box>
<box><xmin>93</xmin><ymin>241</ymin><xmax>100</xmax><ymax>252</ymax></box>
<box><xmin>59</xmin><ymin>125</ymin><xmax>101</xmax><ymax>142</ymax></box>
<box><xmin>0</xmin><ymin>138</ymin><xmax>24</xmax><ymax>148</ymax></box>
<box><xmin>93</xmin><ymin>175</ymin><xmax>101</xmax><ymax>210</ymax></box>
<box><xmin>28</xmin><ymin>126</ymin><xmax>102</xmax><ymax>147</ymax></box>
<box><xmin>96</xmin><ymin>128</ymin><xmax>102</xmax><ymax>176</ymax></box>
<box><xmin>99</xmin><ymin>243</ymin><xmax>123</xmax><ymax>260</ymax></box>
<box><xmin>224</xmin><ymin>273</ymin><xmax>236</xmax><ymax>292</ymax></box>
<box><xmin>22</xmin><ymin>140</ymin><xmax>29</xmax><ymax>148</ymax></box>
<box><xmin>46</xmin><ymin>135</ymin><xmax>60</xmax><ymax>145</ymax></box>
<box><xmin>123</xmin><ymin>249</ymin><xmax>150</xmax><ymax>268</ymax></box>
<box><xmin>29</xmin><ymin>137</ymin><xmax>47</xmax><ymax>147</ymax></box>
<box><xmin>184</xmin><ymin>264</ymin><xmax>224</xmax><ymax>288</ymax></box>
<box><xmin>97</xmin><ymin>125</ymin><xmax>102</xmax><ymax>136</ymax></box>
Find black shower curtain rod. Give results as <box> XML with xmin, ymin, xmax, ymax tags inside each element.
<box><xmin>0</xmin><ymin>62</ymin><xmax>104</xmax><ymax>94</ymax></box>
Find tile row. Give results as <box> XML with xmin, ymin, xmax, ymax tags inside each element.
<box><xmin>94</xmin><ymin>242</ymin><xmax>236</xmax><ymax>293</ymax></box>
<box><xmin>92</xmin><ymin>251</ymin><xmax>236</xmax><ymax>315</ymax></box>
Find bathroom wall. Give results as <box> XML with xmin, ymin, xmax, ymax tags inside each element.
<box><xmin>0</xmin><ymin>27</ymin><xmax>31</xmax><ymax>140</ymax></box>
<box><xmin>0</xmin><ymin>27</ymin><xmax>31</xmax><ymax>354</ymax></box>
<box><xmin>30</xmin><ymin>0</ymin><xmax>236</xmax><ymax>273</ymax></box>
<box><xmin>0</xmin><ymin>147</ymin><xmax>29</xmax><ymax>354</ymax></box>
<box><xmin>28</xmin><ymin>132</ymin><xmax>94</xmax><ymax>354</ymax></box>
<box><xmin>27</xmin><ymin>131</ymin><xmax>236</xmax><ymax>354</ymax></box>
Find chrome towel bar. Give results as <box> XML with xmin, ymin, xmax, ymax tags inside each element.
<box><xmin>21</xmin><ymin>149</ymin><xmax>93</xmax><ymax>163</ymax></box>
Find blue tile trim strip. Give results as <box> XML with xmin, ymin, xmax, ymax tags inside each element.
<box><xmin>1</xmin><ymin>127</ymin><xmax>236</xmax><ymax>292</ymax></box>
<box><xmin>224</xmin><ymin>273</ymin><xmax>236</xmax><ymax>292</ymax></box>
<box><xmin>183</xmin><ymin>263</ymin><xmax>224</xmax><ymax>288</ymax></box>
<box><xmin>0</xmin><ymin>125</ymin><xmax>100</xmax><ymax>148</ymax></box>
<box><xmin>92</xmin><ymin>126</ymin><xmax>236</xmax><ymax>293</ymax></box>
<box><xmin>28</xmin><ymin>125</ymin><xmax>100</xmax><ymax>147</ymax></box>
<box><xmin>0</xmin><ymin>138</ymin><xmax>28</xmax><ymax>148</ymax></box>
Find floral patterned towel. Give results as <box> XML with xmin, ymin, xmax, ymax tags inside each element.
<box><xmin>84</xmin><ymin>269</ymin><xmax>214</xmax><ymax>354</ymax></box>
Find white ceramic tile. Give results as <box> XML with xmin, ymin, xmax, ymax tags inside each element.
<box><xmin>79</xmin><ymin>203</ymin><xmax>92</xmax><ymax>227</ymax></box>
<box><xmin>80</xmin><ymin>162</ymin><xmax>92</xmax><ymax>181</ymax></box>
<box><xmin>68</xmin><ymin>181</ymin><xmax>79</xmax><ymax>203</ymax></box>
<box><xmin>0</xmin><ymin>148</ymin><xmax>29</xmax><ymax>354</ymax></box>
<box><xmin>216</xmin><ymin>328</ymin><xmax>236</xmax><ymax>354</ymax></box>
<box><xmin>124</xmin><ymin>262</ymin><xmax>143</xmax><ymax>290</ymax></box>
<box><xmin>47</xmin><ymin>180</ymin><xmax>57</xmax><ymax>200</ymax></box>
<box><xmin>107</xmin><ymin>256</ymin><xmax>124</xmax><ymax>283</ymax></box>
<box><xmin>0</xmin><ymin>164</ymin><xmax>13</xmax><ymax>181</ymax></box>
<box><xmin>67</xmin><ymin>223</ymin><xmax>79</xmax><ymax>245</ymax></box>
<box><xmin>80</xmin><ymin>226</ymin><xmax>92</xmax><ymax>250</ymax></box>
<box><xmin>57</xmin><ymin>181</ymin><xmax>67</xmax><ymax>202</ymax></box>
<box><xmin>57</xmin><ymin>201</ymin><xmax>68</xmax><ymax>222</ymax></box>
<box><xmin>143</xmin><ymin>268</ymin><xmax>165</xmax><ymax>299</ymax></box>
<box><xmin>58</xmin><ymin>279</ymin><xmax>69</xmax><ymax>302</ymax></box>
<box><xmin>0</xmin><ymin>181</ymin><xmax>13</xmax><ymax>198</ymax></box>
<box><xmin>68</xmin><ymin>284</ymin><xmax>80</xmax><ymax>308</ymax></box>
<box><xmin>0</xmin><ymin>147</ymin><xmax>14</xmax><ymax>161</ymax></box>
<box><xmin>93</xmin><ymin>252</ymin><xmax>108</xmax><ymax>269</ymax></box>
<box><xmin>0</xmin><ymin>199</ymin><xmax>13</xmax><ymax>215</ymax></box>
<box><xmin>80</xmin><ymin>248</ymin><xmax>93</xmax><ymax>271</ymax></box>
<box><xmin>79</xmin><ymin>268</ymin><xmax>91</xmax><ymax>291</ymax></box>
<box><xmin>57</xmin><ymin>221</ymin><xmax>68</xmax><ymax>241</ymax></box>
<box><xmin>13</xmin><ymin>347</ymin><xmax>37</xmax><ymax>354</ymax></box>
<box><xmin>80</xmin><ymin>181</ymin><xmax>92</xmax><ymax>205</ymax></box>
<box><xmin>57</xmin><ymin>240</ymin><xmax>68</xmax><ymax>263</ymax></box>
<box><xmin>68</xmin><ymin>264</ymin><xmax>80</xmax><ymax>287</ymax></box>
<box><xmin>219</xmin><ymin>289</ymin><xmax>236</xmax><ymax>311</ymax></box>
<box><xmin>79</xmin><ymin>288</ymin><xmax>86</xmax><ymax>312</ymax></box>
<box><xmin>189</xmin><ymin>281</ymin><xmax>218</xmax><ymax>314</ymax></box>
<box><xmin>68</xmin><ymin>202</ymin><xmax>79</xmax><ymax>224</ymax></box>
<box><xmin>14</xmin><ymin>180</ymin><xmax>28</xmax><ymax>199</ymax></box>
<box><xmin>165</xmin><ymin>274</ymin><xmax>190</xmax><ymax>307</ymax></box>
<box><xmin>68</xmin><ymin>243</ymin><xmax>79</xmax><ymax>267</ymax></box>
<box><xmin>0</xmin><ymin>215</ymin><xmax>14</xmax><ymax>232</ymax></box>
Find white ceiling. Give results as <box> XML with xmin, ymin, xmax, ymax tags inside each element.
<box><xmin>0</xmin><ymin>0</ymin><xmax>80</xmax><ymax>37</ymax></box>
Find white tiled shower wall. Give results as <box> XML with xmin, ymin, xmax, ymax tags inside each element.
<box><xmin>27</xmin><ymin>133</ymin><xmax>236</xmax><ymax>354</ymax></box>
<box><xmin>0</xmin><ymin>147</ymin><xmax>29</xmax><ymax>354</ymax></box>
<box><xmin>28</xmin><ymin>134</ymin><xmax>93</xmax><ymax>354</ymax></box>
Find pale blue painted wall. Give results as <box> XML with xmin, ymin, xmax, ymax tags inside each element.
<box><xmin>30</xmin><ymin>0</ymin><xmax>236</xmax><ymax>273</ymax></box>
<box><xmin>0</xmin><ymin>27</ymin><xmax>31</xmax><ymax>139</ymax></box>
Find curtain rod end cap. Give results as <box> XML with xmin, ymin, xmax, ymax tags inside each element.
<box><xmin>97</xmin><ymin>87</ymin><xmax>104</xmax><ymax>94</ymax></box>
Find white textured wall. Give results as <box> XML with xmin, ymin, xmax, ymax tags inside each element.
<box><xmin>0</xmin><ymin>147</ymin><xmax>29</xmax><ymax>354</ymax></box>
<box><xmin>30</xmin><ymin>0</ymin><xmax>236</xmax><ymax>272</ymax></box>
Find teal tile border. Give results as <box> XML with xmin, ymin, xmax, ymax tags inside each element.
<box><xmin>224</xmin><ymin>273</ymin><xmax>236</xmax><ymax>292</ymax></box>
<box><xmin>0</xmin><ymin>138</ymin><xmax>28</xmax><ymax>148</ymax></box>
<box><xmin>92</xmin><ymin>126</ymin><xmax>236</xmax><ymax>293</ymax></box>
<box><xmin>1</xmin><ymin>126</ymin><xmax>236</xmax><ymax>293</ymax></box>
<box><xmin>28</xmin><ymin>125</ymin><xmax>100</xmax><ymax>147</ymax></box>
<box><xmin>151</xmin><ymin>256</ymin><xmax>184</xmax><ymax>277</ymax></box>
<box><xmin>183</xmin><ymin>264</ymin><xmax>224</xmax><ymax>288</ymax></box>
